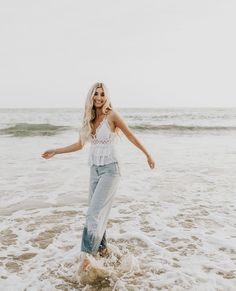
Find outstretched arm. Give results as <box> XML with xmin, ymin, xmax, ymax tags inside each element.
<box><xmin>54</xmin><ymin>139</ymin><xmax>83</xmax><ymax>154</ymax></box>
<box><xmin>41</xmin><ymin>138</ymin><xmax>83</xmax><ymax>159</ymax></box>
<box><xmin>112</xmin><ymin>111</ymin><xmax>155</xmax><ymax>169</ymax></box>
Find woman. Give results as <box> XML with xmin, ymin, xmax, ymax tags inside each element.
<box><xmin>41</xmin><ymin>82</ymin><xmax>155</xmax><ymax>271</ymax></box>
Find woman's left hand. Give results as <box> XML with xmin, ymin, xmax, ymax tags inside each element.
<box><xmin>147</xmin><ymin>155</ymin><xmax>155</xmax><ymax>169</ymax></box>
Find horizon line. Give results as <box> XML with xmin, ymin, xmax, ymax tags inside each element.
<box><xmin>0</xmin><ymin>106</ymin><xmax>236</xmax><ymax>109</ymax></box>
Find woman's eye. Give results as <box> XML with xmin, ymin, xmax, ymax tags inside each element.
<box><xmin>94</xmin><ymin>92</ymin><xmax>98</xmax><ymax>95</ymax></box>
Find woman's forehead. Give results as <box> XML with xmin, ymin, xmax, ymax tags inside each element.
<box><xmin>95</xmin><ymin>87</ymin><xmax>104</xmax><ymax>92</ymax></box>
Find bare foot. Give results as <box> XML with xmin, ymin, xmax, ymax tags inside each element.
<box><xmin>79</xmin><ymin>256</ymin><xmax>91</xmax><ymax>271</ymax></box>
<box><xmin>99</xmin><ymin>248</ymin><xmax>110</xmax><ymax>257</ymax></box>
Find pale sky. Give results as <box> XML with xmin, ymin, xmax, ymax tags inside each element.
<box><xmin>0</xmin><ymin>0</ymin><xmax>235</xmax><ymax>108</ymax></box>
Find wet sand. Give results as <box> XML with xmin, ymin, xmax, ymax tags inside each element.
<box><xmin>0</xmin><ymin>131</ymin><xmax>236</xmax><ymax>290</ymax></box>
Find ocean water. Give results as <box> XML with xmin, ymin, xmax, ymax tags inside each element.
<box><xmin>0</xmin><ymin>107</ymin><xmax>236</xmax><ymax>290</ymax></box>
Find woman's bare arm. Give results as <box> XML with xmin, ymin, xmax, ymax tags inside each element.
<box><xmin>55</xmin><ymin>139</ymin><xmax>83</xmax><ymax>154</ymax></box>
<box><xmin>112</xmin><ymin>111</ymin><xmax>155</xmax><ymax>169</ymax></box>
<box><xmin>41</xmin><ymin>138</ymin><xmax>83</xmax><ymax>159</ymax></box>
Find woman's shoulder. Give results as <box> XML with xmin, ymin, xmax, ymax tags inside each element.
<box><xmin>105</xmin><ymin>109</ymin><xmax>121</xmax><ymax>129</ymax></box>
<box><xmin>106</xmin><ymin>109</ymin><xmax>120</xmax><ymax>119</ymax></box>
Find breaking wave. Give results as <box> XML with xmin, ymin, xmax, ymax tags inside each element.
<box><xmin>0</xmin><ymin>123</ymin><xmax>72</xmax><ymax>137</ymax></box>
<box><xmin>130</xmin><ymin>124</ymin><xmax>236</xmax><ymax>133</ymax></box>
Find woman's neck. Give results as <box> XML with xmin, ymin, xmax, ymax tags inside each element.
<box><xmin>95</xmin><ymin>108</ymin><xmax>104</xmax><ymax>118</ymax></box>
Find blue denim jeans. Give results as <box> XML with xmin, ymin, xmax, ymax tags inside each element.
<box><xmin>80</xmin><ymin>161</ymin><xmax>121</xmax><ymax>255</ymax></box>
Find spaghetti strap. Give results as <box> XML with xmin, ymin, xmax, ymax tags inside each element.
<box><xmin>103</xmin><ymin>114</ymin><xmax>108</xmax><ymax>124</ymax></box>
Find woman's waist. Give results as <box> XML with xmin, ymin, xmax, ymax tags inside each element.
<box><xmin>89</xmin><ymin>143</ymin><xmax>116</xmax><ymax>150</ymax></box>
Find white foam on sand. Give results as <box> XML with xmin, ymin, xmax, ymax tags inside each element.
<box><xmin>0</xmin><ymin>132</ymin><xmax>236</xmax><ymax>290</ymax></box>
<box><xmin>75</xmin><ymin>243</ymin><xmax>142</xmax><ymax>288</ymax></box>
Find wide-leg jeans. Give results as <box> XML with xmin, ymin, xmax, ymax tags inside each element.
<box><xmin>80</xmin><ymin>161</ymin><xmax>121</xmax><ymax>255</ymax></box>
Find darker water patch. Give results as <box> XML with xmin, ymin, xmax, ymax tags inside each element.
<box><xmin>0</xmin><ymin>123</ymin><xmax>71</xmax><ymax>137</ymax></box>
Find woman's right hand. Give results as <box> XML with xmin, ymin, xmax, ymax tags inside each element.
<box><xmin>41</xmin><ymin>149</ymin><xmax>57</xmax><ymax>159</ymax></box>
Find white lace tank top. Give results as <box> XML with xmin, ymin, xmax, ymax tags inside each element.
<box><xmin>88</xmin><ymin>114</ymin><xmax>120</xmax><ymax>166</ymax></box>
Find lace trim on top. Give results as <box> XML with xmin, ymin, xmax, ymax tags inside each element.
<box><xmin>90</xmin><ymin>114</ymin><xmax>116</xmax><ymax>144</ymax></box>
<box><xmin>88</xmin><ymin>114</ymin><xmax>119</xmax><ymax>165</ymax></box>
<box><xmin>91</xmin><ymin>137</ymin><xmax>114</xmax><ymax>145</ymax></box>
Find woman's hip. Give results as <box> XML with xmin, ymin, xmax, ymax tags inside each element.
<box><xmin>90</xmin><ymin>161</ymin><xmax>121</xmax><ymax>177</ymax></box>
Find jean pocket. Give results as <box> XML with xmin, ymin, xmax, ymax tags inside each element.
<box><xmin>102</xmin><ymin>162</ymin><xmax>119</xmax><ymax>176</ymax></box>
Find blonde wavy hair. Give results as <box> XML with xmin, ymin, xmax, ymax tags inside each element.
<box><xmin>79</xmin><ymin>82</ymin><xmax>120</xmax><ymax>146</ymax></box>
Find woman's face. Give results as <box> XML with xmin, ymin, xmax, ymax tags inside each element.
<box><xmin>93</xmin><ymin>87</ymin><xmax>107</xmax><ymax>108</ymax></box>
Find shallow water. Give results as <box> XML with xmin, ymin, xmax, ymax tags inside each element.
<box><xmin>0</xmin><ymin>108</ymin><xmax>236</xmax><ymax>290</ymax></box>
